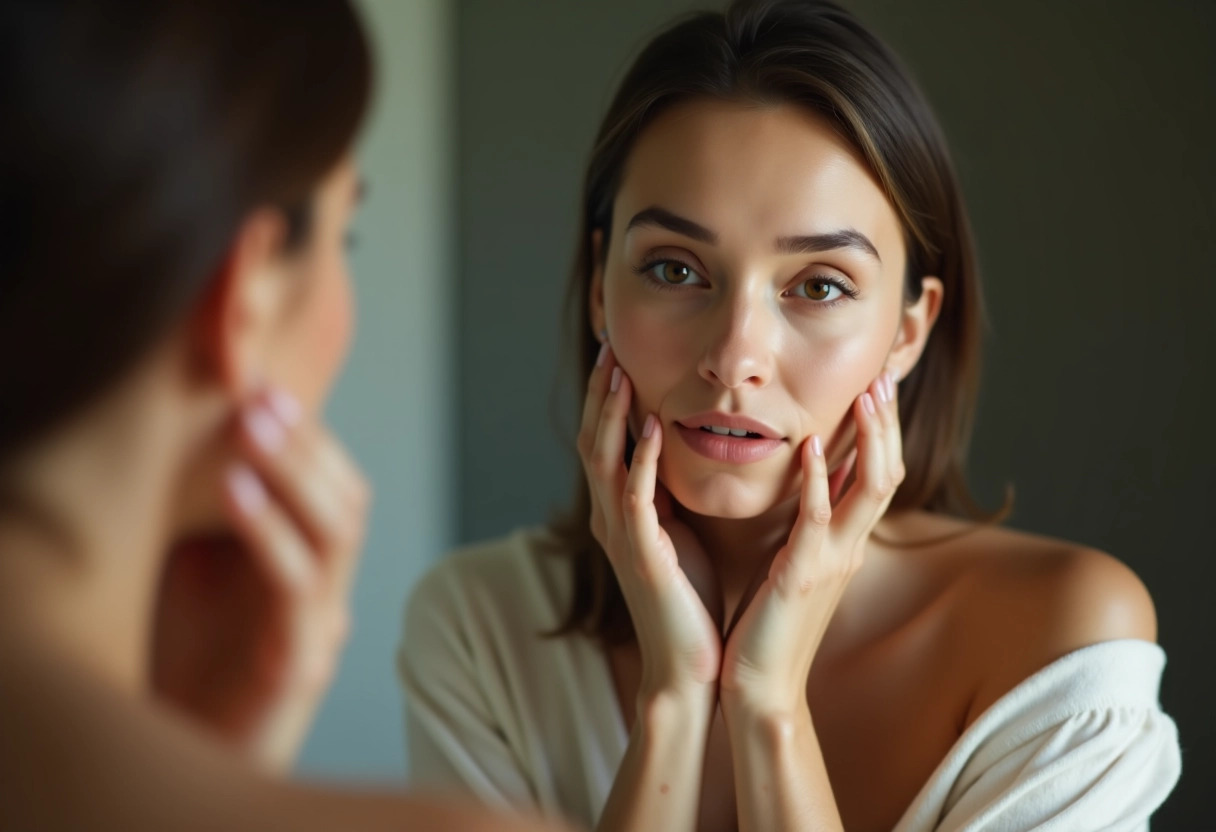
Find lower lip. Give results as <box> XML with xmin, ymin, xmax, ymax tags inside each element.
<box><xmin>675</xmin><ymin>424</ymin><xmax>785</xmax><ymax>464</ymax></box>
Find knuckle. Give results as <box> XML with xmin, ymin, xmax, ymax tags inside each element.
<box><xmin>809</xmin><ymin>504</ymin><xmax>833</xmax><ymax>526</ymax></box>
<box><xmin>867</xmin><ymin>476</ymin><xmax>893</xmax><ymax>500</ymax></box>
<box><xmin>621</xmin><ymin>489</ymin><xmax>643</xmax><ymax>516</ymax></box>
<box><xmin>590</xmin><ymin>446</ymin><xmax>614</xmax><ymax>478</ymax></box>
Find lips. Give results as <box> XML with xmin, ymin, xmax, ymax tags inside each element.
<box><xmin>676</xmin><ymin>412</ymin><xmax>782</xmax><ymax>440</ymax></box>
<box><xmin>673</xmin><ymin>412</ymin><xmax>785</xmax><ymax>464</ymax></box>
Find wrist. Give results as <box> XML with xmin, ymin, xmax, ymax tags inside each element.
<box><xmin>719</xmin><ymin>689</ymin><xmax>812</xmax><ymax>734</ymax></box>
<box><xmin>636</xmin><ymin>682</ymin><xmax>716</xmax><ymax>722</ymax></box>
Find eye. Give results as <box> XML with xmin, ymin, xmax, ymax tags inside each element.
<box><xmin>644</xmin><ymin>260</ymin><xmax>705</xmax><ymax>287</ymax></box>
<box><xmin>790</xmin><ymin>275</ymin><xmax>856</xmax><ymax>303</ymax></box>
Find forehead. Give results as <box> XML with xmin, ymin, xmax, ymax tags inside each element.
<box><xmin>614</xmin><ymin>98</ymin><xmax>905</xmax><ymax>263</ymax></box>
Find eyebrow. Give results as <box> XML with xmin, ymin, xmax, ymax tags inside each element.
<box><xmin>624</xmin><ymin>205</ymin><xmax>881</xmax><ymax>263</ymax></box>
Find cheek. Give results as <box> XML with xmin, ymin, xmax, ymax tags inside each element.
<box><xmin>283</xmin><ymin>259</ymin><xmax>355</xmax><ymax>411</ymax></box>
<box><xmin>605</xmin><ymin>284</ymin><xmax>695</xmax><ymax>422</ymax></box>
<box><xmin>784</xmin><ymin>323</ymin><xmax>890</xmax><ymax>452</ymax></box>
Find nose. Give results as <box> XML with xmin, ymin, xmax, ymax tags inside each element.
<box><xmin>697</xmin><ymin>291</ymin><xmax>776</xmax><ymax>390</ymax></box>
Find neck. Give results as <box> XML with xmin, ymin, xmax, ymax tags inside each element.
<box><xmin>677</xmin><ymin>493</ymin><xmax>801</xmax><ymax>615</ymax></box>
<box><xmin>675</xmin><ymin>489</ymin><xmax>905</xmax><ymax>630</ymax></box>
<box><xmin>0</xmin><ymin>370</ymin><xmax>196</xmax><ymax>693</ymax></box>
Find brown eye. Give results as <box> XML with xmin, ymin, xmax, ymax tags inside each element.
<box><xmin>659</xmin><ymin>262</ymin><xmax>695</xmax><ymax>284</ymax></box>
<box><xmin>803</xmin><ymin>279</ymin><xmax>834</xmax><ymax>301</ymax></box>
<box><xmin>642</xmin><ymin>260</ymin><xmax>704</xmax><ymax>287</ymax></box>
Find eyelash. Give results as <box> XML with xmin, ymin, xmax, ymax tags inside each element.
<box><xmin>632</xmin><ymin>257</ymin><xmax>860</xmax><ymax>306</ymax></box>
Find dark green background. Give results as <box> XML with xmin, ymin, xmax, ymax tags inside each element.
<box><xmin>455</xmin><ymin>2</ymin><xmax>1215</xmax><ymax>826</ymax></box>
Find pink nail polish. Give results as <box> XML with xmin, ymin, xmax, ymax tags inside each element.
<box><xmin>642</xmin><ymin>414</ymin><xmax>656</xmax><ymax>439</ymax></box>
<box><xmin>861</xmin><ymin>392</ymin><xmax>876</xmax><ymax>415</ymax></box>
<box><xmin>267</xmin><ymin>387</ymin><xmax>302</xmax><ymax>426</ymax></box>
<box><xmin>227</xmin><ymin>465</ymin><xmax>267</xmax><ymax>514</ymax></box>
<box><xmin>610</xmin><ymin>367</ymin><xmax>622</xmax><ymax>393</ymax></box>
<box><xmin>875</xmin><ymin>377</ymin><xmax>890</xmax><ymax>404</ymax></box>
<box><xmin>811</xmin><ymin>435</ymin><xmax>823</xmax><ymax>456</ymax></box>
<box><xmin>245</xmin><ymin>407</ymin><xmax>284</xmax><ymax>452</ymax></box>
<box><xmin>596</xmin><ymin>341</ymin><xmax>609</xmax><ymax>368</ymax></box>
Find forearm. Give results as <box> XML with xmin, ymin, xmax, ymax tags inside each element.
<box><xmin>724</xmin><ymin>700</ymin><xmax>843</xmax><ymax>832</ymax></box>
<box><xmin>597</xmin><ymin>688</ymin><xmax>715</xmax><ymax>832</ymax></box>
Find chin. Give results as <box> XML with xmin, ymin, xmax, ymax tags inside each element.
<box><xmin>660</xmin><ymin>460</ymin><xmax>797</xmax><ymax>519</ymax></box>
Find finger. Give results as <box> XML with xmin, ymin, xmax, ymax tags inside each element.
<box><xmin>589</xmin><ymin>365</ymin><xmax>633</xmax><ymax>533</ymax></box>
<box><xmin>882</xmin><ymin>370</ymin><xmax>906</xmax><ymax>492</ymax></box>
<box><xmin>276</xmin><ymin>415</ymin><xmax>369</xmax><ymax>598</ymax></box>
<box><xmin>620</xmin><ymin>414</ymin><xmax>666</xmax><ymax>578</ymax></box>
<box><xmin>238</xmin><ymin>403</ymin><xmax>364</xmax><ymax>571</ymax></box>
<box><xmin>779</xmin><ymin>435</ymin><xmax>832</xmax><ymax>596</ymax></box>
<box><xmin>223</xmin><ymin>463</ymin><xmax>315</xmax><ymax>594</ymax></box>
<box><xmin>577</xmin><ymin>340</ymin><xmax>615</xmax><ymax>467</ymax></box>
<box><xmin>578</xmin><ymin>343</ymin><xmax>616</xmax><ymax>548</ymax></box>
<box><xmin>266</xmin><ymin>387</ymin><xmax>370</xmax><ymax>520</ymax></box>
<box><xmin>834</xmin><ymin>382</ymin><xmax>893</xmax><ymax>542</ymax></box>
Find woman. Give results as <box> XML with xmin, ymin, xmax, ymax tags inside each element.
<box><xmin>399</xmin><ymin>1</ymin><xmax>1181</xmax><ymax>830</ymax></box>
<box><xmin>0</xmin><ymin>1</ymin><xmax>565</xmax><ymax>830</ymax></box>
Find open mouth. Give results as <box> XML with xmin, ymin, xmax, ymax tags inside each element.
<box><xmin>698</xmin><ymin>425</ymin><xmax>764</xmax><ymax>439</ymax></box>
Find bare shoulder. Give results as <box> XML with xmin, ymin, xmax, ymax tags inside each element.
<box><xmin>952</xmin><ymin>523</ymin><xmax>1156</xmax><ymax>644</ymax></box>
<box><xmin>892</xmin><ymin>514</ymin><xmax>1157</xmax><ymax>724</ymax></box>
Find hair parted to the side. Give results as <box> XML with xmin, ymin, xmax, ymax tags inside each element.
<box><xmin>0</xmin><ymin>0</ymin><xmax>373</xmax><ymax>467</ymax></box>
<box><xmin>549</xmin><ymin>0</ymin><xmax>1009</xmax><ymax>645</ymax></box>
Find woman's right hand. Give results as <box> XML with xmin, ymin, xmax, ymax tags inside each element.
<box><xmin>578</xmin><ymin>344</ymin><xmax>721</xmax><ymax>701</ymax></box>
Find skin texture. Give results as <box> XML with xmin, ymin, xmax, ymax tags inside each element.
<box><xmin>581</xmin><ymin>99</ymin><xmax>1157</xmax><ymax>832</ymax></box>
<box><xmin>0</xmin><ymin>158</ymin><xmax>567</xmax><ymax>832</ymax></box>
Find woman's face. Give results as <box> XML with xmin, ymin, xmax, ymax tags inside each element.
<box><xmin>593</xmin><ymin>98</ymin><xmax>924</xmax><ymax>518</ymax></box>
<box><xmin>264</xmin><ymin>157</ymin><xmax>361</xmax><ymax>412</ymax></box>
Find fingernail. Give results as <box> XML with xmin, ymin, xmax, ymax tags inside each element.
<box><xmin>875</xmin><ymin>375</ymin><xmax>890</xmax><ymax>404</ymax></box>
<box><xmin>642</xmin><ymin>413</ymin><xmax>656</xmax><ymax>439</ymax></box>
<box><xmin>244</xmin><ymin>406</ymin><xmax>284</xmax><ymax>452</ymax></box>
<box><xmin>861</xmin><ymin>392</ymin><xmax>876</xmax><ymax>416</ymax></box>
<box><xmin>227</xmin><ymin>465</ymin><xmax>267</xmax><ymax>514</ymax></box>
<box><xmin>596</xmin><ymin>341</ymin><xmax>609</xmax><ymax>368</ymax></box>
<box><xmin>811</xmin><ymin>434</ymin><xmax>823</xmax><ymax>456</ymax></box>
<box><xmin>266</xmin><ymin>387</ymin><xmax>302</xmax><ymax>426</ymax></box>
<box><xmin>884</xmin><ymin>371</ymin><xmax>896</xmax><ymax>401</ymax></box>
<box><xmin>610</xmin><ymin>366</ymin><xmax>622</xmax><ymax>393</ymax></box>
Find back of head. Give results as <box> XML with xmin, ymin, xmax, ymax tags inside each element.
<box><xmin>0</xmin><ymin>0</ymin><xmax>372</xmax><ymax>466</ymax></box>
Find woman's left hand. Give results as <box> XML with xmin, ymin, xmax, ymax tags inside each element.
<box><xmin>720</xmin><ymin>371</ymin><xmax>903</xmax><ymax>715</ymax></box>
<box><xmin>151</xmin><ymin>386</ymin><xmax>370</xmax><ymax>772</ymax></box>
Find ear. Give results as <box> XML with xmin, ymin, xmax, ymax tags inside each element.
<box><xmin>886</xmin><ymin>276</ymin><xmax>943</xmax><ymax>382</ymax></box>
<box><xmin>589</xmin><ymin>229</ymin><xmax>607</xmax><ymax>341</ymax></box>
<box><xmin>191</xmin><ymin>209</ymin><xmax>291</xmax><ymax>398</ymax></box>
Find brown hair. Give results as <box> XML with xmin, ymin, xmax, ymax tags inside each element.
<box><xmin>0</xmin><ymin>0</ymin><xmax>373</xmax><ymax>465</ymax></box>
<box><xmin>552</xmin><ymin>0</ymin><xmax>1005</xmax><ymax>644</ymax></box>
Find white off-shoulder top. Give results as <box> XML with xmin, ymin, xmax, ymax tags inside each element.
<box><xmin>399</xmin><ymin>528</ymin><xmax>1181</xmax><ymax>831</ymax></box>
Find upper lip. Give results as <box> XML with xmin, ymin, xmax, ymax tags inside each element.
<box><xmin>676</xmin><ymin>412</ymin><xmax>783</xmax><ymax>440</ymax></box>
